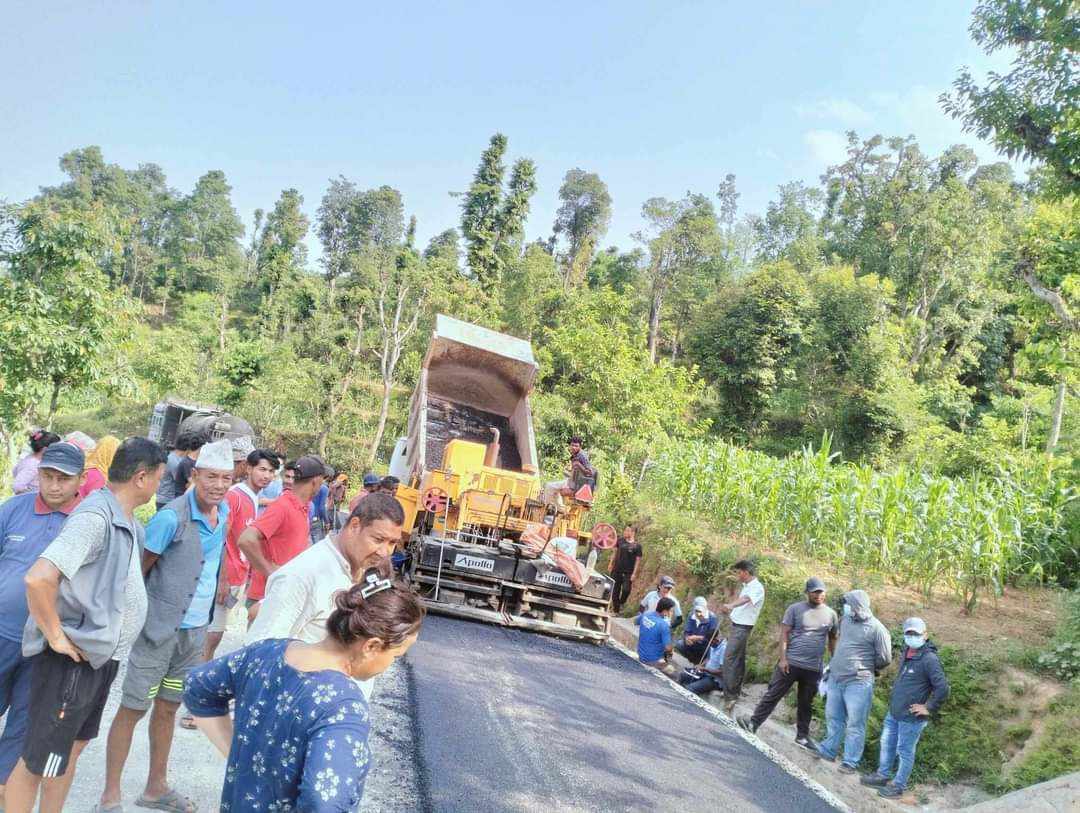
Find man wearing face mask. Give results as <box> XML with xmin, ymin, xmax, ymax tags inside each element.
<box><xmin>814</xmin><ymin>590</ymin><xmax>891</xmax><ymax>772</ymax></box>
<box><xmin>246</xmin><ymin>493</ymin><xmax>405</xmax><ymax>700</ymax></box>
<box><xmin>860</xmin><ymin>618</ymin><xmax>949</xmax><ymax>799</ymax></box>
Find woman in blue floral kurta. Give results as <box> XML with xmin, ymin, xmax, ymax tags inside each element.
<box><xmin>185</xmin><ymin>572</ymin><xmax>424</xmax><ymax>812</ymax></box>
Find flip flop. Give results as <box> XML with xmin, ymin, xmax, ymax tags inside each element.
<box><xmin>90</xmin><ymin>805</ymin><xmax>124</xmax><ymax>812</ymax></box>
<box><xmin>135</xmin><ymin>789</ymin><xmax>197</xmax><ymax>812</ymax></box>
<box><xmin>178</xmin><ymin>714</ymin><xmax>197</xmax><ymax>730</ymax></box>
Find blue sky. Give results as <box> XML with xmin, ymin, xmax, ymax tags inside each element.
<box><xmin>1</xmin><ymin>1</ymin><xmax>1015</xmax><ymax>261</ymax></box>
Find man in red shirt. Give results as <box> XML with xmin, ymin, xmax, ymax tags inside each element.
<box><xmin>237</xmin><ymin>456</ymin><xmax>325</xmax><ymax>624</ymax></box>
<box><xmin>203</xmin><ymin>449</ymin><xmax>280</xmax><ymax>660</ymax></box>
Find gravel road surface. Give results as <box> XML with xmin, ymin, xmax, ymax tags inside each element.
<box><xmin>406</xmin><ymin>615</ymin><xmax>840</xmax><ymax>813</ymax></box>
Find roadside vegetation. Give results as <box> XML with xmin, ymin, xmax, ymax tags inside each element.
<box><xmin>0</xmin><ymin>0</ymin><xmax>1076</xmax><ymax>798</ymax></box>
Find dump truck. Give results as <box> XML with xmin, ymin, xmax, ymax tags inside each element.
<box><xmin>394</xmin><ymin>315</ymin><xmax>616</xmax><ymax>643</ymax></box>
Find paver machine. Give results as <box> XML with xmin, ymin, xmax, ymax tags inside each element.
<box><xmin>393</xmin><ymin>315</ymin><xmax>617</xmax><ymax>643</ymax></box>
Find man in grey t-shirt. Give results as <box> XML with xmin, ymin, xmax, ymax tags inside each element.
<box><xmin>738</xmin><ymin>577</ymin><xmax>837</xmax><ymax>750</ymax></box>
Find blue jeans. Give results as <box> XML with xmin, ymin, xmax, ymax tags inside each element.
<box><xmin>0</xmin><ymin>637</ymin><xmax>34</xmax><ymax>782</ymax></box>
<box><xmin>817</xmin><ymin>677</ymin><xmax>874</xmax><ymax>767</ymax></box>
<box><xmin>877</xmin><ymin>712</ymin><xmax>928</xmax><ymax>789</ymax></box>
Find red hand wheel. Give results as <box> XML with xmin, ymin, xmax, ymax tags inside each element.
<box><xmin>423</xmin><ymin>487</ymin><xmax>449</xmax><ymax>513</ymax></box>
<box><xmin>590</xmin><ymin>522</ymin><xmax>617</xmax><ymax>550</ymax></box>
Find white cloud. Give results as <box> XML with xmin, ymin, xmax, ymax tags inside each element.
<box><xmin>804</xmin><ymin>129</ymin><xmax>849</xmax><ymax>167</ymax></box>
<box><xmin>795</xmin><ymin>97</ymin><xmax>873</xmax><ymax>127</ymax></box>
<box><xmin>756</xmin><ymin>147</ymin><xmax>780</xmax><ymax>161</ymax></box>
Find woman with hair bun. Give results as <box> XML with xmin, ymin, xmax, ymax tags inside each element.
<box><xmin>184</xmin><ymin>569</ymin><xmax>424</xmax><ymax>811</ymax></box>
<box><xmin>11</xmin><ymin>430</ymin><xmax>60</xmax><ymax>494</ymax></box>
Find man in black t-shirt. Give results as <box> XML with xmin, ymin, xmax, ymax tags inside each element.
<box><xmin>608</xmin><ymin>524</ymin><xmax>642</xmax><ymax>612</ymax></box>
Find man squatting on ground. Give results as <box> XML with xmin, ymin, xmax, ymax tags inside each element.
<box><xmin>246</xmin><ymin>492</ymin><xmax>405</xmax><ymax>700</ymax></box>
<box><xmin>719</xmin><ymin>559</ymin><xmax>766</xmax><ymax>715</ymax></box>
<box><xmin>676</xmin><ymin>596</ymin><xmax>718</xmax><ymax>664</ymax></box>
<box><xmin>97</xmin><ymin>439</ymin><xmax>235</xmax><ymax>813</ymax></box>
<box><xmin>860</xmin><ymin>617</ymin><xmax>949</xmax><ymax>799</ymax></box>
<box><xmin>0</xmin><ymin>443</ymin><xmax>87</xmax><ymax>811</ymax></box>
<box><xmin>635</xmin><ymin>597</ymin><xmax>677</xmax><ymax>673</ymax></box>
<box><xmin>814</xmin><ymin>589</ymin><xmax>892</xmax><ymax>772</ymax></box>
<box><xmin>738</xmin><ymin>577</ymin><xmax>838</xmax><ymax>751</ymax></box>
<box><xmin>6</xmin><ymin>438</ymin><xmax>166</xmax><ymax>813</ymax></box>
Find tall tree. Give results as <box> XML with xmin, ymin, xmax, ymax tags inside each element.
<box><xmin>751</xmin><ymin>181</ymin><xmax>824</xmax><ymax>273</ymax></box>
<box><xmin>0</xmin><ymin>200</ymin><xmax>129</xmax><ymax>447</ymax></box>
<box><xmin>460</xmin><ymin>134</ymin><xmax>537</xmax><ymax>293</ymax></box>
<box><xmin>636</xmin><ymin>193</ymin><xmax>724</xmax><ymax>362</ymax></box>
<box><xmin>552</xmin><ymin>168</ymin><xmax>613</xmax><ymax>288</ymax></box>
<box><xmin>943</xmin><ymin>0</ymin><xmax>1079</xmax><ymax>196</ymax></box>
<box><xmin>256</xmin><ymin>189</ymin><xmax>309</xmax><ymax>333</ymax></box>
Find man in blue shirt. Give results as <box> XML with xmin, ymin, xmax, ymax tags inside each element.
<box><xmin>0</xmin><ymin>443</ymin><xmax>84</xmax><ymax>809</ymax></box>
<box><xmin>635</xmin><ymin>597</ymin><xmax>676</xmax><ymax>674</ymax></box>
<box><xmin>98</xmin><ymin>440</ymin><xmax>233</xmax><ymax>813</ymax></box>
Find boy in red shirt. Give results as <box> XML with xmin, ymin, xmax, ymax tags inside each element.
<box><xmin>238</xmin><ymin>456</ymin><xmax>326</xmax><ymax>624</ymax></box>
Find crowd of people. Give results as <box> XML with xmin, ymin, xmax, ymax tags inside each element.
<box><xmin>626</xmin><ymin>549</ymin><xmax>951</xmax><ymax>800</ymax></box>
<box><xmin>0</xmin><ymin>428</ymin><xmax>421</xmax><ymax>812</ymax></box>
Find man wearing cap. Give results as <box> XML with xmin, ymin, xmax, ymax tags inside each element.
<box><xmin>98</xmin><ymin>439</ymin><xmax>233</xmax><ymax>813</ymax></box>
<box><xmin>238</xmin><ymin>455</ymin><xmax>325</xmax><ymax>623</ymax></box>
<box><xmin>8</xmin><ymin>438</ymin><xmax>165</xmax><ymax>813</ymax></box>
<box><xmin>0</xmin><ymin>444</ymin><xmax>85</xmax><ymax>808</ymax></box>
<box><xmin>861</xmin><ymin>618</ymin><xmax>949</xmax><ymax>799</ymax></box>
<box><xmin>639</xmin><ymin>576</ymin><xmax>684</xmax><ymax>631</ymax></box>
<box><xmin>676</xmin><ymin>597</ymin><xmax>719</xmax><ymax>663</ymax></box>
<box><xmin>347</xmin><ymin>473</ymin><xmax>379</xmax><ymax>513</ymax></box>
<box><xmin>738</xmin><ymin>577</ymin><xmax>838</xmax><ymax>750</ymax></box>
<box><xmin>202</xmin><ymin>448</ymin><xmax>280</xmax><ymax>663</ymax></box>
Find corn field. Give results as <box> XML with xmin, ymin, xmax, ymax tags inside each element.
<box><xmin>649</xmin><ymin>436</ymin><xmax>1077</xmax><ymax>609</ymax></box>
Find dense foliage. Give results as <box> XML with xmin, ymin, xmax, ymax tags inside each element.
<box><xmin>0</xmin><ymin>2</ymin><xmax>1076</xmax><ymax>585</ymax></box>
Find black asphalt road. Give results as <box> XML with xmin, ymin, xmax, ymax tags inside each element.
<box><xmin>404</xmin><ymin>615</ymin><xmax>838</xmax><ymax>813</ymax></box>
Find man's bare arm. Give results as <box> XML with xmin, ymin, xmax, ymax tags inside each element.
<box><xmin>237</xmin><ymin>526</ymin><xmax>275</xmax><ymax>576</ymax></box>
<box><xmin>25</xmin><ymin>559</ymin><xmax>84</xmax><ymax>661</ymax></box>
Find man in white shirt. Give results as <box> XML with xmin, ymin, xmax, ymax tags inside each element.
<box><xmin>638</xmin><ymin>575</ymin><xmax>684</xmax><ymax>631</ymax></box>
<box><xmin>719</xmin><ymin>559</ymin><xmax>766</xmax><ymax>715</ymax></box>
<box><xmin>245</xmin><ymin>493</ymin><xmax>405</xmax><ymax>699</ymax></box>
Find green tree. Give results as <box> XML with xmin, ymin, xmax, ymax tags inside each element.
<box><xmin>256</xmin><ymin>189</ymin><xmax>310</xmax><ymax>333</ymax></box>
<box><xmin>460</xmin><ymin>134</ymin><xmax>537</xmax><ymax>293</ymax></box>
<box><xmin>750</xmin><ymin>181</ymin><xmax>824</xmax><ymax>273</ymax></box>
<box><xmin>943</xmin><ymin>0</ymin><xmax>1079</xmax><ymax>196</ymax></box>
<box><xmin>502</xmin><ymin>242</ymin><xmax>561</xmax><ymax>338</ymax></box>
<box><xmin>0</xmin><ymin>200</ymin><xmax>129</xmax><ymax>459</ymax></box>
<box><xmin>552</xmin><ymin>168</ymin><xmax>613</xmax><ymax>287</ymax></box>
<box><xmin>687</xmin><ymin>262</ymin><xmax>810</xmax><ymax>434</ymax></box>
<box><xmin>636</xmin><ymin>193</ymin><xmax>725</xmax><ymax>362</ymax></box>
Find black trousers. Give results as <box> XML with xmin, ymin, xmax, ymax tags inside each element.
<box><xmin>749</xmin><ymin>663</ymin><xmax>821</xmax><ymax>738</ymax></box>
<box><xmin>611</xmin><ymin>572</ymin><xmax>633</xmax><ymax>612</ymax></box>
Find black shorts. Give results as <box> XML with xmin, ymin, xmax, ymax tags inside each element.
<box><xmin>22</xmin><ymin>648</ymin><xmax>119</xmax><ymax>777</ymax></box>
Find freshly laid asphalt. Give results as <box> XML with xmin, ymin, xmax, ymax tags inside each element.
<box><xmin>405</xmin><ymin>615</ymin><xmax>839</xmax><ymax>813</ymax></box>
<box><xmin>59</xmin><ymin>613</ymin><xmax>838</xmax><ymax>812</ymax></box>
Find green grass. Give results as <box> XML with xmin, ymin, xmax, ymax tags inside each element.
<box><xmin>993</xmin><ymin>685</ymin><xmax>1080</xmax><ymax>792</ymax></box>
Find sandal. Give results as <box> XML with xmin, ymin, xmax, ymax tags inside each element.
<box><xmin>178</xmin><ymin>714</ymin><xmax>197</xmax><ymax>730</ymax></box>
<box><xmin>135</xmin><ymin>788</ymin><xmax>197</xmax><ymax>812</ymax></box>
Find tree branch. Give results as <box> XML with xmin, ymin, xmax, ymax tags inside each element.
<box><xmin>1018</xmin><ymin>260</ymin><xmax>1078</xmax><ymax>332</ymax></box>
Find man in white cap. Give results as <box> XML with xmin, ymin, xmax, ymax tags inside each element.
<box><xmin>97</xmin><ymin>439</ymin><xmax>233</xmax><ymax>813</ymax></box>
<box><xmin>676</xmin><ymin>596</ymin><xmax>718</xmax><ymax>663</ymax></box>
<box><xmin>860</xmin><ymin>617</ymin><xmax>949</xmax><ymax>799</ymax></box>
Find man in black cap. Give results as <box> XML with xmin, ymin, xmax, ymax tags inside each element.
<box><xmin>738</xmin><ymin>576</ymin><xmax>838</xmax><ymax>750</ymax></box>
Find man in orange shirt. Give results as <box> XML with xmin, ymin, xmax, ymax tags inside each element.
<box><xmin>238</xmin><ymin>456</ymin><xmax>325</xmax><ymax>624</ymax></box>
